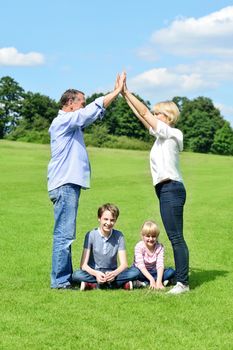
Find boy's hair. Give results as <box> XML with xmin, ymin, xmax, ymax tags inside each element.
<box><xmin>141</xmin><ymin>220</ymin><xmax>160</xmax><ymax>238</ymax></box>
<box><xmin>59</xmin><ymin>89</ymin><xmax>85</xmax><ymax>108</ymax></box>
<box><xmin>152</xmin><ymin>101</ymin><xmax>180</xmax><ymax>126</ymax></box>
<box><xmin>97</xmin><ymin>203</ymin><xmax>120</xmax><ymax>220</ymax></box>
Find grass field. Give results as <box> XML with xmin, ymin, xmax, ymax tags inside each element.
<box><xmin>0</xmin><ymin>140</ymin><xmax>233</xmax><ymax>350</ymax></box>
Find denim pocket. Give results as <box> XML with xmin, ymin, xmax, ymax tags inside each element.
<box><xmin>48</xmin><ymin>188</ymin><xmax>59</xmax><ymax>204</ymax></box>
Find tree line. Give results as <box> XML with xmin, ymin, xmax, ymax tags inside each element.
<box><xmin>0</xmin><ymin>76</ymin><xmax>232</xmax><ymax>155</ymax></box>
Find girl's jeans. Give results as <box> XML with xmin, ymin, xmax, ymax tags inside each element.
<box><xmin>136</xmin><ymin>267</ymin><xmax>175</xmax><ymax>283</ymax></box>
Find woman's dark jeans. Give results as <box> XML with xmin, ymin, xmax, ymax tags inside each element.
<box><xmin>155</xmin><ymin>180</ymin><xmax>189</xmax><ymax>285</ymax></box>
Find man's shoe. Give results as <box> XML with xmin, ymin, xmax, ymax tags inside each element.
<box><xmin>123</xmin><ymin>281</ymin><xmax>133</xmax><ymax>290</ymax></box>
<box><xmin>163</xmin><ymin>280</ymin><xmax>169</xmax><ymax>287</ymax></box>
<box><xmin>80</xmin><ymin>282</ymin><xmax>97</xmax><ymax>291</ymax></box>
<box><xmin>167</xmin><ymin>282</ymin><xmax>189</xmax><ymax>295</ymax></box>
<box><xmin>133</xmin><ymin>280</ymin><xmax>147</xmax><ymax>288</ymax></box>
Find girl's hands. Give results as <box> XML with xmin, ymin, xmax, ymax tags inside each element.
<box><xmin>149</xmin><ymin>279</ymin><xmax>165</xmax><ymax>290</ymax></box>
<box><xmin>149</xmin><ymin>279</ymin><xmax>157</xmax><ymax>289</ymax></box>
<box><xmin>155</xmin><ymin>281</ymin><xmax>165</xmax><ymax>290</ymax></box>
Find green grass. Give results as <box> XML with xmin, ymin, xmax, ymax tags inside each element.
<box><xmin>0</xmin><ymin>140</ymin><xmax>233</xmax><ymax>350</ymax></box>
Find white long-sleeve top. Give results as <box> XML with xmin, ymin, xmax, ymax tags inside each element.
<box><xmin>149</xmin><ymin>120</ymin><xmax>183</xmax><ymax>186</ymax></box>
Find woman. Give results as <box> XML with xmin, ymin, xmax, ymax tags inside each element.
<box><xmin>122</xmin><ymin>76</ymin><xmax>189</xmax><ymax>294</ymax></box>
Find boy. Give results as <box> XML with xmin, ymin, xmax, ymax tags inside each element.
<box><xmin>72</xmin><ymin>203</ymin><xmax>139</xmax><ymax>290</ymax></box>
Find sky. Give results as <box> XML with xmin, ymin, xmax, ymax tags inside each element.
<box><xmin>1</xmin><ymin>0</ymin><xmax>233</xmax><ymax>126</ymax></box>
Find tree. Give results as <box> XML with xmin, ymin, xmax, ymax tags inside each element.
<box><xmin>8</xmin><ymin>91</ymin><xmax>58</xmax><ymax>142</ymax></box>
<box><xmin>211</xmin><ymin>121</ymin><xmax>233</xmax><ymax>155</ymax></box>
<box><xmin>85</xmin><ymin>92</ymin><xmax>151</xmax><ymax>141</ymax></box>
<box><xmin>113</xmin><ymin>95</ymin><xmax>151</xmax><ymax>140</ymax></box>
<box><xmin>0</xmin><ymin>76</ymin><xmax>25</xmax><ymax>137</ymax></box>
<box><xmin>175</xmin><ymin>96</ymin><xmax>225</xmax><ymax>153</ymax></box>
<box><xmin>21</xmin><ymin>91</ymin><xmax>58</xmax><ymax>128</ymax></box>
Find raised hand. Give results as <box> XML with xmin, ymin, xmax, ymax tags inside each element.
<box><xmin>114</xmin><ymin>71</ymin><xmax>126</xmax><ymax>93</ymax></box>
<box><xmin>114</xmin><ymin>74</ymin><xmax>120</xmax><ymax>91</ymax></box>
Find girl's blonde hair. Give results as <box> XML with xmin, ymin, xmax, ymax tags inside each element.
<box><xmin>152</xmin><ymin>101</ymin><xmax>180</xmax><ymax>126</ymax></box>
<box><xmin>141</xmin><ymin>220</ymin><xmax>160</xmax><ymax>238</ymax></box>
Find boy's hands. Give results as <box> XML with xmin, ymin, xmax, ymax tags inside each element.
<box><xmin>95</xmin><ymin>270</ymin><xmax>117</xmax><ymax>283</ymax></box>
<box><xmin>105</xmin><ymin>270</ymin><xmax>116</xmax><ymax>282</ymax></box>
<box><xmin>95</xmin><ymin>271</ymin><xmax>107</xmax><ymax>284</ymax></box>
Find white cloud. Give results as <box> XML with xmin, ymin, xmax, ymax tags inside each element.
<box><xmin>149</xmin><ymin>6</ymin><xmax>233</xmax><ymax>57</ymax></box>
<box><xmin>129</xmin><ymin>59</ymin><xmax>233</xmax><ymax>97</ymax></box>
<box><xmin>129</xmin><ymin>65</ymin><xmax>213</xmax><ymax>100</ymax></box>
<box><xmin>128</xmin><ymin>62</ymin><xmax>233</xmax><ymax>126</ymax></box>
<box><xmin>215</xmin><ymin>103</ymin><xmax>233</xmax><ymax>126</ymax></box>
<box><xmin>131</xmin><ymin>7</ymin><xmax>233</xmax><ymax>126</ymax></box>
<box><xmin>0</xmin><ymin>47</ymin><xmax>45</xmax><ymax>66</ymax></box>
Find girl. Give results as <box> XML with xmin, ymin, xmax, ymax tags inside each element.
<box><xmin>133</xmin><ymin>220</ymin><xmax>175</xmax><ymax>289</ymax></box>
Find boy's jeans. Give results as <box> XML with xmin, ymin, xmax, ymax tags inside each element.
<box><xmin>72</xmin><ymin>266</ymin><xmax>139</xmax><ymax>288</ymax></box>
<box><xmin>49</xmin><ymin>183</ymin><xmax>81</xmax><ymax>288</ymax></box>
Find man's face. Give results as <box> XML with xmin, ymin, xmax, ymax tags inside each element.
<box><xmin>71</xmin><ymin>93</ymin><xmax>86</xmax><ymax>111</ymax></box>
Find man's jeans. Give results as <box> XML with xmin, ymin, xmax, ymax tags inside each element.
<box><xmin>155</xmin><ymin>180</ymin><xmax>189</xmax><ymax>285</ymax></box>
<box><xmin>49</xmin><ymin>184</ymin><xmax>81</xmax><ymax>288</ymax></box>
<box><xmin>72</xmin><ymin>266</ymin><xmax>139</xmax><ymax>288</ymax></box>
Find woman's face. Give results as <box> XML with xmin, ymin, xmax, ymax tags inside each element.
<box><xmin>154</xmin><ymin>112</ymin><xmax>170</xmax><ymax>125</ymax></box>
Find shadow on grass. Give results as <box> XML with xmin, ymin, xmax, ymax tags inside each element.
<box><xmin>190</xmin><ymin>267</ymin><xmax>229</xmax><ymax>289</ymax></box>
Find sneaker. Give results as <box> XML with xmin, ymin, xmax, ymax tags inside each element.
<box><xmin>80</xmin><ymin>282</ymin><xmax>97</xmax><ymax>291</ymax></box>
<box><xmin>133</xmin><ymin>280</ymin><xmax>147</xmax><ymax>288</ymax></box>
<box><xmin>167</xmin><ymin>282</ymin><xmax>189</xmax><ymax>295</ymax></box>
<box><xmin>56</xmin><ymin>284</ymin><xmax>78</xmax><ymax>290</ymax></box>
<box><xmin>123</xmin><ymin>281</ymin><xmax>133</xmax><ymax>290</ymax></box>
<box><xmin>163</xmin><ymin>280</ymin><xmax>169</xmax><ymax>287</ymax></box>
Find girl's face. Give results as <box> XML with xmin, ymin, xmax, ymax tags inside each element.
<box><xmin>142</xmin><ymin>234</ymin><xmax>157</xmax><ymax>250</ymax></box>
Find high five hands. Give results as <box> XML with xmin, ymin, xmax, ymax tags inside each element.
<box><xmin>114</xmin><ymin>71</ymin><xmax>127</xmax><ymax>94</ymax></box>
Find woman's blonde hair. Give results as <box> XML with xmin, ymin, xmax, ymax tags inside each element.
<box><xmin>141</xmin><ymin>220</ymin><xmax>160</xmax><ymax>238</ymax></box>
<box><xmin>152</xmin><ymin>101</ymin><xmax>180</xmax><ymax>126</ymax></box>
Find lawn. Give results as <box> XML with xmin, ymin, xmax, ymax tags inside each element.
<box><xmin>0</xmin><ymin>140</ymin><xmax>233</xmax><ymax>350</ymax></box>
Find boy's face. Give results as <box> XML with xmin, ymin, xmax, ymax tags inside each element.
<box><xmin>98</xmin><ymin>210</ymin><xmax>116</xmax><ymax>236</ymax></box>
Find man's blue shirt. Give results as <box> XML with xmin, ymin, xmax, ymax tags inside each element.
<box><xmin>47</xmin><ymin>97</ymin><xmax>105</xmax><ymax>191</ymax></box>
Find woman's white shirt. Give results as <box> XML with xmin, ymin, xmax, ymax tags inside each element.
<box><xmin>149</xmin><ymin>120</ymin><xmax>183</xmax><ymax>186</ymax></box>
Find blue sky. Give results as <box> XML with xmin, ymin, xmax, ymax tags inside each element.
<box><xmin>1</xmin><ymin>0</ymin><xmax>233</xmax><ymax>125</ymax></box>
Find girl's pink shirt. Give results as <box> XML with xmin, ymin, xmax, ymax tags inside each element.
<box><xmin>134</xmin><ymin>240</ymin><xmax>164</xmax><ymax>271</ymax></box>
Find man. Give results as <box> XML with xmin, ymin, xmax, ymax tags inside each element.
<box><xmin>48</xmin><ymin>73</ymin><xmax>125</xmax><ymax>289</ymax></box>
